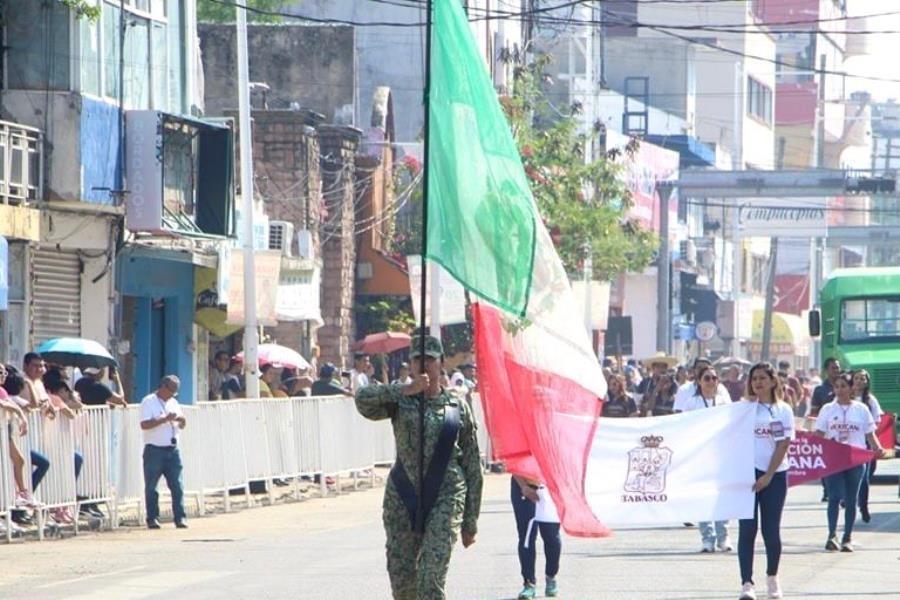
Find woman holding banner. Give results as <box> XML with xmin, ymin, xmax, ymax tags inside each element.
<box><xmin>852</xmin><ymin>369</ymin><xmax>882</xmax><ymax>523</ymax></box>
<box><xmin>814</xmin><ymin>372</ymin><xmax>885</xmax><ymax>552</ymax></box>
<box><xmin>738</xmin><ymin>362</ymin><xmax>794</xmax><ymax>600</ymax></box>
<box><xmin>678</xmin><ymin>365</ymin><xmax>732</xmax><ymax>554</ymax></box>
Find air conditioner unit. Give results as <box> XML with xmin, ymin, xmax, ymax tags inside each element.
<box><xmin>296</xmin><ymin>229</ymin><xmax>315</xmax><ymax>261</ymax></box>
<box><xmin>269</xmin><ymin>221</ymin><xmax>294</xmax><ymax>256</ymax></box>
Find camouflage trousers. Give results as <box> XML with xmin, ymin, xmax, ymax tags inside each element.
<box><xmin>383</xmin><ymin>492</ymin><xmax>463</xmax><ymax>600</ymax></box>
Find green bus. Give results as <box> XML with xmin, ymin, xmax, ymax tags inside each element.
<box><xmin>810</xmin><ymin>266</ymin><xmax>900</xmax><ymax>415</ymax></box>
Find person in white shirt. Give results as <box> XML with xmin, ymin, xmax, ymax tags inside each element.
<box><xmin>851</xmin><ymin>369</ymin><xmax>883</xmax><ymax>524</ymax></box>
<box><xmin>139</xmin><ymin>375</ymin><xmax>188</xmax><ymax>530</ymax></box>
<box><xmin>673</xmin><ymin>357</ymin><xmax>730</xmax><ymax>412</ymax></box>
<box><xmin>737</xmin><ymin>362</ymin><xmax>795</xmax><ymax>600</ymax></box>
<box><xmin>678</xmin><ymin>364</ymin><xmax>733</xmax><ymax>553</ymax></box>
<box><xmin>814</xmin><ymin>372</ymin><xmax>885</xmax><ymax>552</ymax></box>
<box><xmin>349</xmin><ymin>353</ymin><xmax>371</xmax><ymax>395</ymax></box>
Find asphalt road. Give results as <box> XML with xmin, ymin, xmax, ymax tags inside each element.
<box><xmin>0</xmin><ymin>470</ymin><xmax>898</xmax><ymax>600</ymax></box>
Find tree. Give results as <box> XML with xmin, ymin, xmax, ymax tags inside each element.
<box><xmin>197</xmin><ymin>0</ymin><xmax>286</xmax><ymax>23</ymax></box>
<box><xmin>60</xmin><ymin>0</ymin><xmax>101</xmax><ymax>20</ymax></box>
<box><xmin>501</xmin><ymin>54</ymin><xmax>658</xmax><ymax>281</ymax></box>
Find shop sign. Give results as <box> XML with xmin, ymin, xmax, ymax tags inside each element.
<box><xmin>226</xmin><ymin>251</ymin><xmax>282</xmax><ymax>326</ymax></box>
<box><xmin>276</xmin><ymin>267</ymin><xmax>323</xmax><ymax>325</ymax></box>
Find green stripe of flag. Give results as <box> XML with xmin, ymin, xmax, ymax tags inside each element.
<box><xmin>425</xmin><ymin>0</ymin><xmax>536</xmax><ymax>317</ymax></box>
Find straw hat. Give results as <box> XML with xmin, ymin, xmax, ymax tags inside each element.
<box><xmin>640</xmin><ymin>352</ymin><xmax>679</xmax><ymax>369</ymax></box>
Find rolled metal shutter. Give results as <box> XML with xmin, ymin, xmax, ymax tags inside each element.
<box><xmin>32</xmin><ymin>248</ymin><xmax>82</xmax><ymax>344</ymax></box>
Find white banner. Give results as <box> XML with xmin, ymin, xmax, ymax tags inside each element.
<box><xmin>584</xmin><ymin>402</ymin><xmax>756</xmax><ymax>527</ymax></box>
<box><xmin>407</xmin><ymin>255</ymin><xmax>467</xmax><ymax>325</ymax></box>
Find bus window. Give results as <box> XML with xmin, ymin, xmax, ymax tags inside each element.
<box><xmin>841</xmin><ymin>297</ymin><xmax>900</xmax><ymax>342</ymax></box>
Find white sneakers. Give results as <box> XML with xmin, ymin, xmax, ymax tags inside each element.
<box><xmin>767</xmin><ymin>575</ymin><xmax>783</xmax><ymax>599</ymax></box>
<box><xmin>717</xmin><ymin>537</ymin><xmax>734</xmax><ymax>552</ymax></box>
<box><xmin>701</xmin><ymin>539</ymin><xmax>715</xmax><ymax>553</ymax></box>
<box><xmin>739</xmin><ymin>582</ymin><xmax>757</xmax><ymax>600</ymax></box>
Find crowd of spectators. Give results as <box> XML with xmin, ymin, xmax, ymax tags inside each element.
<box><xmin>1</xmin><ymin>352</ymin><xmax>126</xmax><ymax>535</ymax></box>
<box><xmin>600</xmin><ymin>355</ymin><xmax>823</xmax><ymax>421</ymax></box>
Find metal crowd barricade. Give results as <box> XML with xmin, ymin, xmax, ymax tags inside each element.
<box><xmin>2</xmin><ymin>392</ymin><xmax>494</xmax><ymax>544</ymax></box>
<box><xmin>73</xmin><ymin>406</ymin><xmax>112</xmax><ymax>525</ymax></box>
<box><xmin>110</xmin><ymin>406</ymin><xmax>146</xmax><ymax>521</ymax></box>
<box><xmin>293</xmin><ymin>397</ymin><xmax>322</xmax><ymax>480</ymax></box>
<box><xmin>28</xmin><ymin>412</ymin><xmax>77</xmax><ymax>536</ymax></box>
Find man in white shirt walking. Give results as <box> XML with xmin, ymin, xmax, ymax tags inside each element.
<box><xmin>140</xmin><ymin>375</ymin><xmax>187</xmax><ymax>529</ymax></box>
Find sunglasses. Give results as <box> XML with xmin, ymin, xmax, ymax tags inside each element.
<box><xmin>702</xmin><ymin>375</ymin><xmax>719</xmax><ymax>382</ymax></box>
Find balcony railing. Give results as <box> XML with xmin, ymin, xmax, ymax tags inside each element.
<box><xmin>0</xmin><ymin>119</ymin><xmax>42</xmax><ymax>205</ymax></box>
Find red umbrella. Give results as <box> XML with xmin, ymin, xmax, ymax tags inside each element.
<box><xmin>354</xmin><ymin>332</ymin><xmax>412</xmax><ymax>354</ymax></box>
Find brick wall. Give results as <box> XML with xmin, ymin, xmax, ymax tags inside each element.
<box><xmin>317</xmin><ymin>125</ymin><xmax>362</xmax><ymax>368</ymax></box>
<box><xmin>251</xmin><ymin>110</ymin><xmax>324</xmax><ymax>357</ymax></box>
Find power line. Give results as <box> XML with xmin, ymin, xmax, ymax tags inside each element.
<box><xmin>203</xmin><ymin>0</ymin><xmax>900</xmax><ymax>84</ymax></box>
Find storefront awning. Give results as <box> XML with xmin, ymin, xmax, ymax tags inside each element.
<box><xmin>749</xmin><ymin>310</ymin><xmax>811</xmax><ymax>357</ymax></box>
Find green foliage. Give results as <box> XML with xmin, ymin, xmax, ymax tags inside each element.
<box><xmin>197</xmin><ymin>0</ymin><xmax>286</xmax><ymax>23</ymax></box>
<box><xmin>60</xmin><ymin>0</ymin><xmax>101</xmax><ymax>21</ymax></box>
<box><xmin>355</xmin><ymin>297</ymin><xmax>417</xmax><ymax>338</ymax></box>
<box><xmin>502</xmin><ymin>54</ymin><xmax>658</xmax><ymax>281</ymax></box>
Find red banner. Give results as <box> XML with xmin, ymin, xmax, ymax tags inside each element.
<box><xmin>787</xmin><ymin>432</ymin><xmax>875</xmax><ymax>487</ymax></box>
<box><xmin>876</xmin><ymin>413</ymin><xmax>896</xmax><ymax>457</ymax></box>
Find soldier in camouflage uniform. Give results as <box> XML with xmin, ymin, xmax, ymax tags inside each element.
<box><xmin>356</xmin><ymin>336</ymin><xmax>483</xmax><ymax>600</ymax></box>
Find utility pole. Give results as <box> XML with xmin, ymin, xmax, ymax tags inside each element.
<box><xmin>761</xmin><ymin>138</ymin><xmax>787</xmax><ymax>361</ymax></box>
<box><xmin>236</xmin><ymin>3</ymin><xmax>260</xmax><ymax>398</ymax></box>
<box><xmin>810</xmin><ymin>54</ymin><xmax>827</xmax><ymax>371</ymax></box>
<box><xmin>656</xmin><ymin>182</ymin><xmax>673</xmax><ymax>353</ymax></box>
<box><xmin>583</xmin><ymin>244</ymin><xmax>593</xmax><ymax>342</ymax></box>
<box><xmin>760</xmin><ymin>237</ymin><xmax>778</xmax><ymax>361</ymax></box>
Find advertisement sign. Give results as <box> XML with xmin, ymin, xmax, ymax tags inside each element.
<box><xmin>276</xmin><ymin>267</ymin><xmax>323</xmax><ymax>325</ymax></box>
<box><xmin>738</xmin><ymin>198</ymin><xmax>827</xmax><ymax>238</ymax></box>
<box><xmin>125</xmin><ymin>110</ymin><xmax>163</xmax><ymax>232</ymax></box>
<box><xmin>226</xmin><ymin>251</ymin><xmax>282</xmax><ymax>326</ymax></box>
<box><xmin>570</xmin><ymin>280</ymin><xmax>611</xmax><ymax>331</ymax></box>
<box><xmin>407</xmin><ymin>255</ymin><xmax>467</xmax><ymax>326</ymax></box>
<box><xmin>606</xmin><ymin>131</ymin><xmax>680</xmax><ymax>233</ymax></box>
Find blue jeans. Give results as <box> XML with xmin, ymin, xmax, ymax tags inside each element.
<box><xmin>74</xmin><ymin>452</ymin><xmax>83</xmax><ymax>480</ymax></box>
<box><xmin>858</xmin><ymin>460</ymin><xmax>876</xmax><ymax>511</ymax></box>
<box><xmin>143</xmin><ymin>444</ymin><xmax>186</xmax><ymax>523</ymax></box>
<box><xmin>738</xmin><ymin>470</ymin><xmax>787</xmax><ymax>585</ymax></box>
<box><xmin>511</xmin><ymin>478</ymin><xmax>561</xmax><ymax>585</ymax></box>
<box><xmin>825</xmin><ymin>464</ymin><xmax>865</xmax><ymax>541</ymax></box>
<box><xmin>30</xmin><ymin>450</ymin><xmax>50</xmax><ymax>491</ymax></box>
<box><xmin>699</xmin><ymin>520</ymin><xmax>729</xmax><ymax>545</ymax></box>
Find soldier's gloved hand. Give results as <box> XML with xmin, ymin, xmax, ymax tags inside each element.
<box><xmin>461</xmin><ymin>531</ymin><xmax>476</xmax><ymax>548</ymax></box>
<box><xmin>402</xmin><ymin>372</ymin><xmax>430</xmax><ymax>396</ymax></box>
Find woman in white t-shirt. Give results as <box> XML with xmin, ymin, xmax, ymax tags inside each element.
<box><xmin>814</xmin><ymin>372</ymin><xmax>885</xmax><ymax>552</ymax></box>
<box><xmin>851</xmin><ymin>369</ymin><xmax>883</xmax><ymax>524</ymax></box>
<box><xmin>737</xmin><ymin>362</ymin><xmax>794</xmax><ymax>600</ymax></box>
<box><xmin>679</xmin><ymin>365</ymin><xmax>732</xmax><ymax>554</ymax></box>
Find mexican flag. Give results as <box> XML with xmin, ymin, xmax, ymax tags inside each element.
<box><xmin>426</xmin><ymin>0</ymin><xmax>610</xmax><ymax>536</ymax></box>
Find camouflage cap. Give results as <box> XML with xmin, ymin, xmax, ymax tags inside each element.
<box><xmin>409</xmin><ymin>335</ymin><xmax>444</xmax><ymax>358</ymax></box>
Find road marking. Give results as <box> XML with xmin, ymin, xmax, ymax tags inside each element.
<box><xmin>36</xmin><ymin>565</ymin><xmax>146</xmax><ymax>589</ymax></box>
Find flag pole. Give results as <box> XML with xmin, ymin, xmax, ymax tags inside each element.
<box><xmin>415</xmin><ymin>0</ymin><xmax>435</xmax><ymax>535</ymax></box>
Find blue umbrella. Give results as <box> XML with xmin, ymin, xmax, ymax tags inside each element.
<box><xmin>36</xmin><ymin>337</ymin><xmax>117</xmax><ymax>370</ymax></box>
